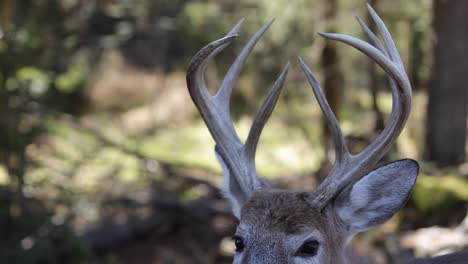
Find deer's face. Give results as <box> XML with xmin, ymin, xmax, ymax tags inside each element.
<box><xmin>233</xmin><ymin>191</ymin><xmax>347</xmax><ymax>264</ymax></box>
<box><xmin>231</xmin><ymin>159</ymin><xmax>418</xmax><ymax>264</ymax></box>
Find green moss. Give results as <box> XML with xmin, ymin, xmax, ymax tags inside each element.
<box><xmin>412</xmin><ymin>174</ymin><xmax>468</xmax><ymax>213</ymax></box>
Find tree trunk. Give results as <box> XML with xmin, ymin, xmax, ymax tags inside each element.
<box><xmin>426</xmin><ymin>0</ymin><xmax>468</xmax><ymax>166</ymax></box>
<box><xmin>0</xmin><ymin>0</ymin><xmax>14</xmax><ymax>26</ymax></box>
<box><xmin>321</xmin><ymin>0</ymin><xmax>343</xmax><ymax>160</ymax></box>
<box><xmin>409</xmin><ymin>20</ymin><xmax>425</xmax><ymax>91</ymax></box>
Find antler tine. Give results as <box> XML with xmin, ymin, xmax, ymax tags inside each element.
<box><xmin>298</xmin><ymin>58</ymin><xmax>349</xmax><ymax>166</ymax></box>
<box><xmin>245</xmin><ymin>63</ymin><xmax>290</xmax><ymax>163</ymax></box>
<box><xmin>227</xmin><ymin>18</ymin><xmax>246</xmax><ymax>37</ymax></box>
<box><xmin>216</xmin><ymin>19</ymin><xmax>275</xmax><ymax>106</ymax></box>
<box><xmin>187</xmin><ymin>34</ymin><xmax>240</xmax><ymax>143</ymax></box>
<box><xmin>304</xmin><ymin>6</ymin><xmax>412</xmax><ymax>209</ymax></box>
<box><xmin>210</xmin><ymin>19</ymin><xmax>246</xmax><ymax>60</ymax></box>
<box><xmin>356</xmin><ymin>14</ymin><xmax>402</xmax><ymax>145</ymax></box>
<box><xmin>187</xmin><ymin>20</ymin><xmax>289</xmax><ymax>196</ymax></box>
<box><xmin>356</xmin><ymin>17</ymin><xmax>388</xmax><ymax>57</ymax></box>
<box><xmin>366</xmin><ymin>4</ymin><xmax>405</xmax><ymax>71</ymax></box>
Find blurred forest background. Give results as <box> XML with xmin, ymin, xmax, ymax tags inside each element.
<box><xmin>1</xmin><ymin>0</ymin><xmax>467</xmax><ymax>263</ymax></box>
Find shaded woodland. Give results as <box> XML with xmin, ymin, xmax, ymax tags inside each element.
<box><xmin>0</xmin><ymin>0</ymin><xmax>467</xmax><ymax>263</ymax></box>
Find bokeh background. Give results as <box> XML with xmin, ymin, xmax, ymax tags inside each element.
<box><xmin>1</xmin><ymin>0</ymin><xmax>467</xmax><ymax>263</ymax></box>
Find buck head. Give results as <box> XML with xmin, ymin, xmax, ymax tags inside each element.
<box><xmin>187</xmin><ymin>5</ymin><xmax>418</xmax><ymax>264</ymax></box>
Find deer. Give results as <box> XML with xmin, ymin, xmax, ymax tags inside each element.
<box><xmin>186</xmin><ymin>4</ymin><xmax>468</xmax><ymax>264</ymax></box>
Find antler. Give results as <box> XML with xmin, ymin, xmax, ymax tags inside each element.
<box><xmin>299</xmin><ymin>4</ymin><xmax>412</xmax><ymax>209</ymax></box>
<box><xmin>187</xmin><ymin>19</ymin><xmax>290</xmax><ymax>199</ymax></box>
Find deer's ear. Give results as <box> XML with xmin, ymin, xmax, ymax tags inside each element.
<box><xmin>215</xmin><ymin>150</ymin><xmax>261</xmax><ymax>219</ymax></box>
<box><xmin>333</xmin><ymin>159</ymin><xmax>419</xmax><ymax>234</ymax></box>
<box><xmin>216</xmin><ymin>150</ymin><xmax>244</xmax><ymax>218</ymax></box>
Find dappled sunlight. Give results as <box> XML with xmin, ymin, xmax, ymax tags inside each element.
<box><xmin>140</xmin><ymin>121</ymin><xmax>220</xmax><ymax>172</ymax></box>
<box><xmin>0</xmin><ymin>165</ymin><xmax>10</xmax><ymax>185</ymax></box>
<box><xmin>1</xmin><ymin>0</ymin><xmax>467</xmax><ymax>263</ymax></box>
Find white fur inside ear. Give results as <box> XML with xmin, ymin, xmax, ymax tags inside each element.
<box><xmin>335</xmin><ymin>160</ymin><xmax>419</xmax><ymax>234</ymax></box>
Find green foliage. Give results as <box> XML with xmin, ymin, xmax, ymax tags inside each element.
<box><xmin>55</xmin><ymin>56</ymin><xmax>89</xmax><ymax>93</ymax></box>
<box><xmin>412</xmin><ymin>174</ymin><xmax>468</xmax><ymax>213</ymax></box>
<box><xmin>15</xmin><ymin>66</ymin><xmax>51</xmax><ymax>96</ymax></box>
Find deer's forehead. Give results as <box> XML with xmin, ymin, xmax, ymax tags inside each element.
<box><xmin>240</xmin><ymin>191</ymin><xmax>326</xmax><ymax>234</ymax></box>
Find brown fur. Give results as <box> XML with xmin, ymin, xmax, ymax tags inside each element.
<box><xmin>241</xmin><ymin>191</ymin><xmax>325</xmax><ymax>235</ymax></box>
<box><xmin>240</xmin><ymin>190</ymin><xmax>348</xmax><ymax>262</ymax></box>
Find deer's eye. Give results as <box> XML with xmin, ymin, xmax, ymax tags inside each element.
<box><xmin>297</xmin><ymin>239</ymin><xmax>320</xmax><ymax>257</ymax></box>
<box><xmin>233</xmin><ymin>236</ymin><xmax>245</xmax><ymax>252</ymax></box>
